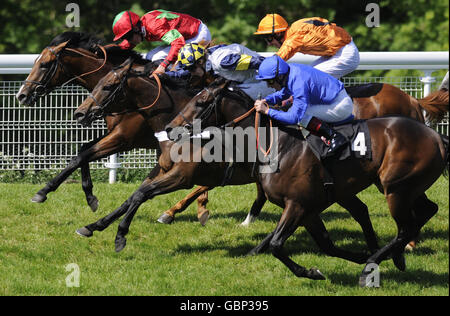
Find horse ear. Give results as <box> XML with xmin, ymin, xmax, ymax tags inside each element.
<box><xmin>52</xmin><ymin>40</ymin><xmax>70</xmax><ymax>51</ymax></box>
<box><xmin>198</xmin><ymin>39</ymin><xmax>212</xmax><ymax>48</ymax></box>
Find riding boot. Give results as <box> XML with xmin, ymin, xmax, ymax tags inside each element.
<box><xmin>306</xmin><ymin>117</ymin><xmax>348</xmax><ymax>156</ymax></box>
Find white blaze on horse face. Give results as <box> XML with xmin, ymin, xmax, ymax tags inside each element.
<box><xmin>16</xmin><ymin>53</ymin><xmax>44</xmax><ymax>101</ymax></box>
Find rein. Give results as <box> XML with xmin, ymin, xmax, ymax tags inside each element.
<box><xmin>100</xmin><ymin>72</ymin><xmax>162</xmax><ymax>117</ymax></box>
<box><xmin>221</xmin><ymin>101</ymin><xmax>273</xmax><ymax>157</ymax></box>
<box><xmin>61</xmin><ymin>45</ymin><xmax>108</xmax><ymax>87</ymax></box>
<box><xmin>24</xmin><ymin>44</ymin><xmax>108</xmax><ymax>96</ymax></box>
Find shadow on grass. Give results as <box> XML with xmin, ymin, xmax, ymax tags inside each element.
<box><xmin>172</xmin><ymin>227</ymin><xmax>373</xmax><ymax>258</ymax></box>
<box><xmin>328</xmin><ymin>269</ymin><xmax>449</xmax><ymax>288</ymax></box>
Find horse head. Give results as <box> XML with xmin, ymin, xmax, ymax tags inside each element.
<box><xmin>165</xmin><ymin>77</ymin><xmax>231</xmax><ymax>138</ymax></box>
<box><xmin>74</xmin><ymin>57</ymin><xmax>137</xmax><ymax>126</ymax></box>
<box><xmin>16</xmin><ymin>41</ymin><xmax>72</xmax><ymax>106</ymax></box>
<box><xmin>16</xmin><ymin>32</ymin><xmax>110</xmax><ymax>106</ymax></box>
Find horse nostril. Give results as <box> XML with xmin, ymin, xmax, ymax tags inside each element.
<box><xmin>74</xmin><ymin>111</ymin><xmax>85</xmax><ymax>123</ymax></box>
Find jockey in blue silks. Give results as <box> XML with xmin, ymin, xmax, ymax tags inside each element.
<box><xmin>254</xmin><ymin>55</ymin><xmax>353</xmax><ymax>156</ymax></box>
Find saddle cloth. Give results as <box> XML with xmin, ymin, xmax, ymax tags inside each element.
<box><xmin>306</xmin><ymin>120</ymin><xmax>372</xmax><ymax>161</ymax></box>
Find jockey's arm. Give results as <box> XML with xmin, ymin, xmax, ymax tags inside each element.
<box><xmin>165</xmin><ymin>68</ymin><xmax>191</xmax><ymax>79</ymax></box>
<box><xmin>265</xmin><ymin>89</ymin><xmax>309</xmax><ymax>125</ymax></box>
<box><xmin>159</xmin><ymin>30</ymin><xmax>186</xmax><ymax>70</ymax></box>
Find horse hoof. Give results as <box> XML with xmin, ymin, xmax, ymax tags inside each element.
<box><xmin>157</xmin><ymin>213</ymin><xmax>174</xmax><ymax>224</ymax></box>
<box><xmin>305</xmin><ymin>268</ymin><xmax>326</xmax><ymax>280</ymax></box>
<box><xmin>115</xmin><ymin>236</ymin><xmax>127</xmax><ymax>253</ymax></box>
<box><xmin>86</xmin><ymin>195</ymin><xmax>99</xmax><ymax>212</ymax></box>
<box><xmin>392</xmin><ymin>254</ymin><xmax>406</xmax><ymax>271</ymax></box>
<box><xmin>31</xmin><ymin>193</ymin><xmax>47</xmax><ymax>203</ymax></box>
<box><xmin>76</xmin><ymin>227</ymin><xmax>93</xmax><ymax>238</ymax></box>
<box><xmin>198</xmin><ymin>210</ymin><xmax>210</xmax><ymax>226</ymax></box>
<box><xmin>240</xmin><ymin>214</ymin><xmax>256</xmax><ymax>227</ymax></box>
<box><xmin>405</xmin><ymin>241</ymin><xmax>416</xmax><ymax>252</ymax></box>
<box><xmin>246</xmin><ymin>246</ymin><xmax>265</xmax><ymax>257</ymax></box>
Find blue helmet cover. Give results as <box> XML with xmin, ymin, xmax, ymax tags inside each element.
<box><xmin>255</xmin><ymin>55</ymin><xmax>290</xmax><ymax>80</ymax></box>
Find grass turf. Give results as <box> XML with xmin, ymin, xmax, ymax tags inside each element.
<box><xmin>0</xmin><ymin>177</ymin><xmax>448</xmax><ymax>296</ymax></box>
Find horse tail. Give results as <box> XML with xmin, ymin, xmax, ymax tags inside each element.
<box><xmin>417</xmin><ymin>89</ymin><xmax>449</xmax><ymax>124</ymax></box>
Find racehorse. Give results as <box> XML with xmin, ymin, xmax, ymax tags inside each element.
<box><xmin>75</xmin><ymin>72</ymin><xmax>448</xmax><ymax>285</ymax></box>
<box><xmin>17</xmin><ymin>32</ymin><xmax>448</xmax><ymax>231</ymax></box>
<box><xmin>160</xmin><ymin>56</ymin><xmax>448</xmax><ymax>228</ymax></box>
<box><xmin>15</xmin><ymin>32</ymin><xmax>211</xmax><ymax>222</ymax></box>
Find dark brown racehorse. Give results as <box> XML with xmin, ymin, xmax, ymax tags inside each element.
<box><xmin>160</xmin><ymin>59</ymin><xmax>448</xmax><ymax>236</ymax></box>
<box><xmin>76</xmin><ymin>74</ymin><xmax>448</xmax><ymax>285</ymax></box>
<box><xmin>16</xmin><ymin>32</ymin><xmax>211</xmax><ymax>222</ymax></box>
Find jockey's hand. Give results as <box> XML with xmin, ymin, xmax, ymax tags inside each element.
<box><xmin>152</xmin><ymin>64</ymin><xmax>166</xmax><ymax>75</ymax></box>
<box><xmin>281</xmin><ymin>96</ymin><xmax>293</xmax><ymax>107</ymax></box>
<box><xmin>254</xmin><ymin>99</ymin><xmax>269</xmax><ymax>115</ymax></box>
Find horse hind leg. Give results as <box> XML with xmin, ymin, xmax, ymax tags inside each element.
<box><xmin>359</xmin><ymin>192</ymin><xmax>417</xmax><ymax>287</ymax></box>
<box><xmin>157</xmin><ymin>186</ymin><xmax>210</xmax><ymax>225</ymax></box>
<box><xmin>405</xmin><ymin>193</ymin><xmax>439</xmax><ymax>250</ymax></box>
<box><xmin>196</xmin><ymin>190</ymin><xmax>210</xmax><ymax>226</ymax></box>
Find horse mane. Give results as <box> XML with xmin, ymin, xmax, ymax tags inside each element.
<box><xmin>103</xmin><ymin>45</ymin><xmax>150</xmax><ymax>66</ymax></box>
<box><xmin>49</xmin><ymin>31</ymin><xmax>150</xmax><ymax>66</ymax></box>
<box><xmin>49</xmin><ymin>31</ymin><xmax>102</xmax><ymax>52</ymax></box>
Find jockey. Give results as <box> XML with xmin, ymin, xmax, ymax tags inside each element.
<box><xmin>254</xmin><ymin>55</ymin><xmax>353</xmax><ymax>156</ymax></box>
<box><xmin>112</xmin><ymin>10</ymin><xmax>211</xmax><ymax>74</ymax></box>
<box><xmin>254</xmin><ymin>14</ymin><xmax>360</xmax><ymax>79</ymax></box>
<box><xmin>166</xmin><ymin>42</ymin><xmax>275</xmax><ymax>100</ymax></box>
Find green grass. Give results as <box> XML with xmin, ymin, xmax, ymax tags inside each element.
<box><xmin>0</xmin><ymin>177</ymin><xmax>448</xmax><ymax>296</ymax></box>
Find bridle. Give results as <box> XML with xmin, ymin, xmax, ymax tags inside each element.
<box><xmin>24</xmin><ymin>44</ymin><xmax>107</xmax><ymax>98</ymax></box>
<box><xmin>171</xmin><ymin>86</ymin><xmax>273</xmax><ymax>157</ymax></box>
<box><xmin>86</xmin><ymin>61</ymin><xmax>162</xmax><ymax>118</ymax></box>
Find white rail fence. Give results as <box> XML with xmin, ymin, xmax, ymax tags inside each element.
<box><xmin>0</xmin><ymin>52</ymin><xmax>448</xmax><ymax>183</ymax></box>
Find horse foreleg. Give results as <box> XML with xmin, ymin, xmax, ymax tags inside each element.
<box><xmin>80</xmin><ymin>162</ymin><xmax>98</xmax><ymax>212</ymax></box>
<box><xmin>115</xmin><ymin>165</ymin><xmax>192</xmax><ymax>252</ymax></box>
<box><xmin>247</xmin><ymin>231</ymin><xmax>275</xmax><ymax>256</ymax></box>
<box><xmin>196</xmin><ymin>190</ymin><xmax>210</xmax><ymax>226</ymax></box>
<box><xmin>305</xmin><ymin>215</ymin><xmax>370</xmax><ymax>264</ymax></box>
<box><xmin>157</xmin><ymin>186</ymin><xmax>210</xmax><ymax>225</ymax></box>
<box><xmin>241</xmin><ymin>181</ymin><xmax>267</xmax><ymax>226</ymax></box>
<box><xmin>405</xmin><ymin>193</ymin><xmax>438</xmax><ymax>251</ymax></box>
<box><xmin>76</xmin><ymin>165</ymin><xmax>163</xmax><ymax>239</ymax></box>
<box><xmin>337</xmin><ymin>196</ymin><xmax>380</xmax><ymax>253</ymax></box>
<box><xmin>269</xmin><ymin>202</ymin><xmax>325</xmax><ymax>280</ymax></box>
<box><xmin>31</xmin><ymin>137</ymin><xmax>103</xmax><ymax>205</ymax></box>
<box><xmin>359</xmin><ymin>192</ymin><xmax>418</xmax><ymax>287</ymax></box>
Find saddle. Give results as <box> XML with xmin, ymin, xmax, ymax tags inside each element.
<box><xmin>305</xmin><ymin>120</ymin><xmax>372</xmax><ymax>202</ymax></box>
<box><xmin>345</xmin><ymin>83</ymin><xmax>383</xmax><ymax>99</ymax></box>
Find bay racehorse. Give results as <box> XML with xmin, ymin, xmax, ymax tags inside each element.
<box><xmin>75</xmin><ymin>73</ymin><xmax>448</xmax><ymax>285</ymax></box>
<box><xmin>16</xmin><ymin>32</ymin><xmax>211</xmax><ymax>222</ymax></box>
